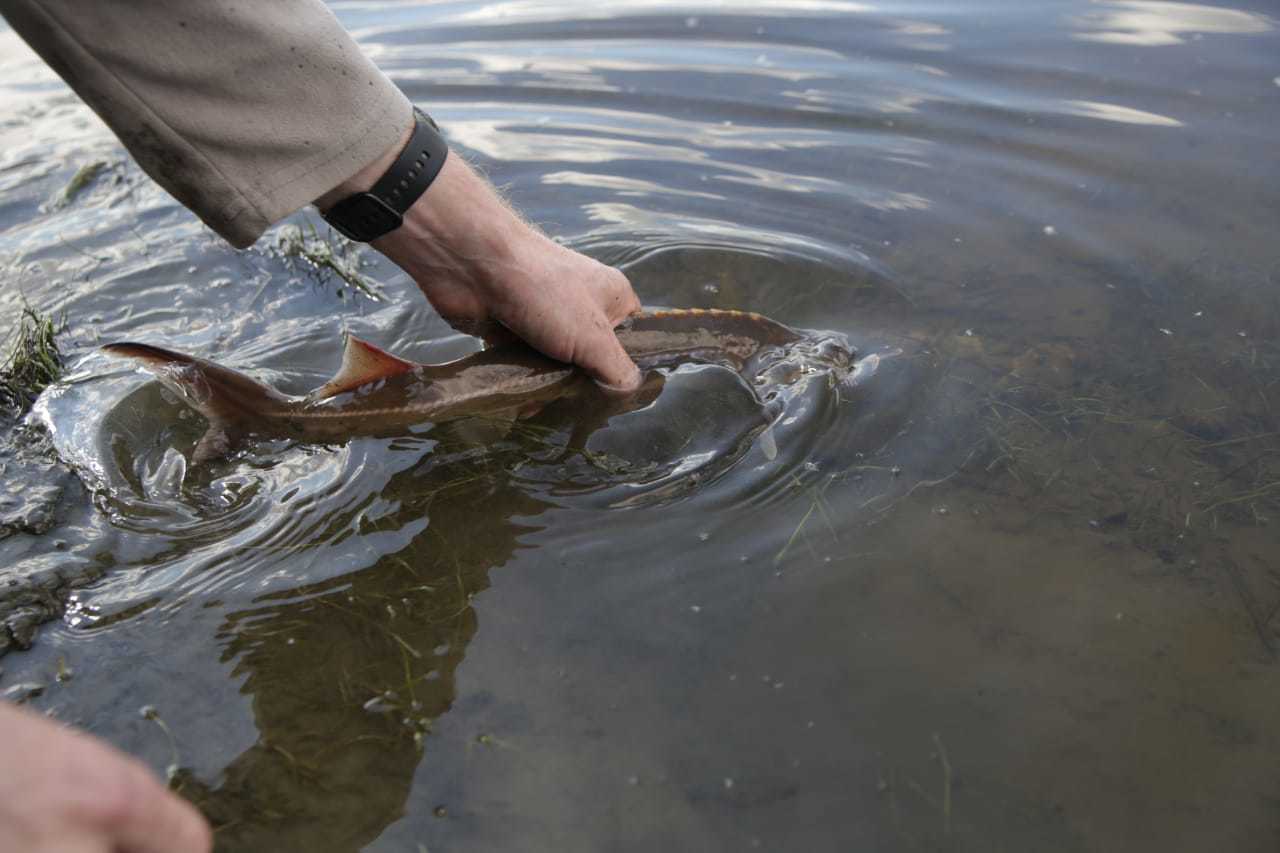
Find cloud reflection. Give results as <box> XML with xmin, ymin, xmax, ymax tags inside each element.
<box><xmin>448</xmin><ymin>0</ymin><xmax>873</xmax><ymax>25</ymax></box>
<box><xmin>1073</xmin><ymin>1</ymin><xmax>1272</xmax><ymax>46</ymax></box>
<box><xmin>1063</xmin><ymin>99</ymin><xmax>1183</xmax><ymax>126</ymax></box>
<box><xmin>542</xmin><ymin>171</ymin><xmax>725</xmax><ymax>200</ymax></box>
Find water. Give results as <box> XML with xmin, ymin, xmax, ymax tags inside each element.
<box><xmin>2</xmin><ymin>1</ymin><xmax>1279</xmax><ymax>850</ymax></box>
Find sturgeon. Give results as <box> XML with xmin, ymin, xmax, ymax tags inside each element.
<box><xmin>104</xmin><ymin>308</ymin><xmax>851</xmax><ymax>461</ymax></box>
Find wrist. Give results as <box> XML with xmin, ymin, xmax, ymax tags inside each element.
<box><xmin>372</xmin><ymin>155</ymin><xmax>544</xmax><ymax>301</ymax></box>
<box><xmin>315</xmin><ymin>123</ymin><xmax>413</xmax><ymax>211</ymax></box>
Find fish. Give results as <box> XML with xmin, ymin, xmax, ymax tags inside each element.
<box><xmin>103</xmin><ymin>308</ymin><xmax>852</xmax><ymax>462</ymax></box>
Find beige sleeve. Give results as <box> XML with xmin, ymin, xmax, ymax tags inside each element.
<box><xmin>0</xmin><ymin>0</ymin><xmax>413</xmax><ymax>248</ymax></box>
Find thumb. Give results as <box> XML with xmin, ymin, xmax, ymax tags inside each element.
<box><xmin>579</xmin><ymin>329</ymin><xmax>641</xmax><ymax>392</ymax></box>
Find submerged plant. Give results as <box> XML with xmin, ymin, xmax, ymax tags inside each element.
<box><xmin>0</xmin><ymin>306</ymin><xmax>65</xmax><ymax>414</ymax></box>
<box><xmin>274</xmin><ymin>219</ymin><xmax>382</xmax><ymax>300</ymax></box>
<box><xmin>59</xmin><ymin>160</ymin><xmax>108</xmax><ymax>206</ymax></box>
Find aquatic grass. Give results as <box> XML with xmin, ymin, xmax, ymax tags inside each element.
<box><xmin>0</xmin><ymin>305</ymin><xmax>65</xmax><ymax>414</ymax></box>
<box><xmin>58</xmin><ymin>160</ymin><xmax>108</xmax><ymax>206</ymax></box>
<box><xmin>140</xmin><ymin>704</ymin><xmax>182</xmax><ymax>782</ymax></box>
<box><xmin>931</xmin><ymin>732</ymin><xmax>953</xmax><ymax>836</ymax></box>
<box><xmin>971</xmin><ymin>355</ymin><xmax>1280</xmax><ymax>539</ymax></box>
<box><xmin>774</xmin><ymin>472</ymin><xmax>840</xmax><ymax>566</ymax></box>
<box><xmin>274</xmin><ymin>219</ymin><xmax>382</xmax><ymax>300</ymax></box>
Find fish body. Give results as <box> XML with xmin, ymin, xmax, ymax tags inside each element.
<box><xmin>104</xmin><ymin>309</ymin><xmax>845</xmax><ymax>460</ymax></box>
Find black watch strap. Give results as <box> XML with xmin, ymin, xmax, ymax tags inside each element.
<box><xmin>322</xmin><ymin>108</ymin><xmax>449</xmax><ymax>242</ymax></box>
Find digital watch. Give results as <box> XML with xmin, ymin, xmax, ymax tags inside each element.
<box><xmin>321</xmin><ymin>108</ymin><xmax>449</xmax><ymax>242</ymax></box>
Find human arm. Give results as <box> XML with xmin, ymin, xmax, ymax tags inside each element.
<box><xmin>0</xmin><ymin>0</ymin><xmax>642</xmax><ymax>387</ymax></box>
<box><xmin>317</xmin><ymin>129</ymin><xmax>642</xmax><ymax>388</ymax></box>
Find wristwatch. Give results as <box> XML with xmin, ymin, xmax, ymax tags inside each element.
<box><xmin>321</xmin><ymin>108</ymin><xmax>449</xmax><ymax>242</ymax></box>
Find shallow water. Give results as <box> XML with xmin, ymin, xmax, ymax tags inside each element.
<box><xmin>2</xmin><ymin>1</ymin><xmax>1279</xmax><ymax>850</ymax></box>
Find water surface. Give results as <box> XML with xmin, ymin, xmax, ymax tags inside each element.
<box><xmin>2</xmin><ymin>1</ymin><xmax>1279</xmax><ymax>850</ymax></box>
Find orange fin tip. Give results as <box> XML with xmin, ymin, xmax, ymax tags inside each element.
<box><xmin>306</xmin><ymin>336</ymin><xmax>417</xmax><ymax>402</ymax></box>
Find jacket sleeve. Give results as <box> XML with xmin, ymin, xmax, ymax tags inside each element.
<box><xmin>0</xmin><ymin>0</ymin><xmax>412</xmax><ymax>248</ymax></box>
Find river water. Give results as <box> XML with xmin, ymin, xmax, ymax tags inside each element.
<box><xmin>2</xmin><ymin>2</ymin><xmax>1279</xmax><ymax>850</ymax></box>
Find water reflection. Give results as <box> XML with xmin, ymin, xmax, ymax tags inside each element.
<box><xmin>182</xmin><ymin>446</ymin><xmax>545</xmax><ymax>850</ymax></box>
<box><xmin>1072</xmin><ymin>0</ymin><xmax>1272</xmax><ymax>47</ymax></box>
<box><xmin>1061</xmin><ymin>99</ymin><xmax>1184</xmax><ymax>126</ymax></box>
<box><xmin>4</xmin><ymin>0</ymin><xmax>1280</xmax><ymax>848</ymax></box>
<box><xmin>442</xmin><ymin>0</ymin><xmax>875</xmax><ymax>25</ymax></box>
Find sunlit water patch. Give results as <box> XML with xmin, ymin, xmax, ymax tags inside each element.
<box><xmin>3</xmin><ymin>1</ymin><xmax>1279</xmax><ymax>851</ymax></box>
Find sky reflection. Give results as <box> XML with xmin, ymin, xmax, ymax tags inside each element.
<box><xmin>1072</xmin><ymin>0</ymin><xmax>1272</xmax><ymax>46</ymax></box>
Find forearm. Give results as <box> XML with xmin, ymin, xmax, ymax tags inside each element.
<box><xmin>3</xmin><ymin>0</ymin><xmax>644</xmax><ymax>386</ymax></box>
<box><xmin>0</xmin><ymin>0</ymin><xmax>411</xmax><ymax>248</ymax></box>
<box><xmin>321</xmin><ymin>141</ymin><xmax>642</xmax><ymax>388</ymax></box>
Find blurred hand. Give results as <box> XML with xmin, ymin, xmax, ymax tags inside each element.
<box><xmin>320</xmin><ymin>134</ymin><xmax>642</xmax><ymax>390</ymax></box>
<box><xmin>0</xmin><ymin>701</ymin><xmax>212</xmax><ymax>853</ymax></box>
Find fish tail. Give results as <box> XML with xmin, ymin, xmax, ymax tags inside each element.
<box><xmin>102</xmin><ymin>342</ymin><xmax>285</xmax><ymax>462</ymax></box>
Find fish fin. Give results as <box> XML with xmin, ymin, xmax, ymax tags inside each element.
<box><xmin>306</xmin><ymin>335</ymin><xmax>418</xmax><ymax>402</ymax></box>
<box><xmin>448</xmin><ymin>409</ymin><xmax>518</xmax><ymax>446</ymax></box>
<box><xmin>103</xmin><ymin>342</ymin><xmax>280</xmax><ymax>460</ymax></box>
<box><xmin>192</xmin><ymin>420</ymin><xmax>243</xmax><ymax>464</ymax></box>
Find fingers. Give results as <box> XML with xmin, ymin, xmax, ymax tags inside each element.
<box><xmin>77</xmin><ymin>749</ymin><xmax>211</xmax><ymax>853</ymax></box>
<box><xmin>580</xmin><ymin>327</ymin><xmax>642</xmax><ymax>392</ymax></box>
<box><xmin>112</xmin><ymin>773</ymin><xmax>213</xmax><ymax>853</ymax></box>
<box><xmin>602</xmin><ymin>272</ymin><xmax>642</xmax><ymax>326</ymax></box>
<box><xmin>576</xmin><ymin>265</ymin><xmax>642</xmax><ymax>390</ymax></box>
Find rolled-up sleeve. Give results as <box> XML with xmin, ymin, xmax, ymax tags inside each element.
<box><xmin>0</xmin><ymin>0</ymin><xmax>412</xmax><ymax>247</ymax></box>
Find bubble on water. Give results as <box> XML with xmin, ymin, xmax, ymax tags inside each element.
<box><xmin>1043</xmin><ymin>225</ymin><xmax>1057</xmax><ymax>235</ymax></box>
<box><xmin>685</xmin><ymin>16</ymin><xmax>699</xmax><ymax>27</ymax></box>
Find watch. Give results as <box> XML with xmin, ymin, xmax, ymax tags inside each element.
<box><xmin>321</xmin><ymin>108</ymin><xmax>449</xmax><ymax>242</ymax></box>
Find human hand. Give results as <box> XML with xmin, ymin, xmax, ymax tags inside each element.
<box><xmin>318</xmin><ymin>133</ymin><xmax>642</xmax><ymax>390</ymax></box>
<box><xmin>0</xmin><ymin>701</ymin><xmax>212</xmax><ymax>853</ymax></box>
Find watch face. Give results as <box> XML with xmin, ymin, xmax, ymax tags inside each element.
<box><xmin>323</xmin><ymin>193</ymin><xmax>403</xmax><ymax>242</ymax></box>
